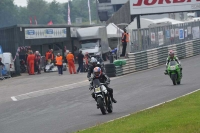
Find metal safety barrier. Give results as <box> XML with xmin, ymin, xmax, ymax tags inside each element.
<box><xmin>116</xmin><ymin>39</ymin><xmax>200</xmax><ymax>76</ymax></box>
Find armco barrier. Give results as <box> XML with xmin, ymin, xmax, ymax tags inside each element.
<box><xmin>116</xmin><ymin>39</ymin><xmax>200</xmax><ymax>76</ymax></box>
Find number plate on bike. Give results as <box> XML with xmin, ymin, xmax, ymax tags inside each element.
<box><xmin>170</xmin><ymin>66</ymin><xmax>176</xmax><ymax>70</ymax></box>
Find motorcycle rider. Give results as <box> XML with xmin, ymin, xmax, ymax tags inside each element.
<box><xmin>164</xmin><ymin>50</ymin><xmax>182</xmax><ymax>75</ymax></box>
<box><xmin>89</xmin><ymin>67</ymin><xmax>117</xmax><ymax>104</ymax></box>
<box><xmin>87</xmin><ymin>57</ymin><xmax>104</xmax><ymax>78</ymax></box>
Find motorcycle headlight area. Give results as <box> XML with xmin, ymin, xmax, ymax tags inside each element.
<box><xmin>95</xmin><ymin>87</ymin><xmax>101</xmax><ymax>93</ymax></box>
<box><xmin>170</xmin><ymin>66</ymin><xmax>176</xmax><ymax>70</ymax></box>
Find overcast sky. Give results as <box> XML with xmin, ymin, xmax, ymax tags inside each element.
<box><xmin>14</xmin><ymin>0</ymin><xmax>69</xmax><ymax>7</ymax></box>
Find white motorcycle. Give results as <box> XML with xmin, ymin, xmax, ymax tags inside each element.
<box><xmin>90</xmin><ymin>79</ymin><xmax>113</xmax><ymax>115</ymax></box>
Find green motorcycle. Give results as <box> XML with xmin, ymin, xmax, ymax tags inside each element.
<box><xmin>167</xmin><ymin>61</ymin><xmax>182</xmax><ymax>85</ymax></box>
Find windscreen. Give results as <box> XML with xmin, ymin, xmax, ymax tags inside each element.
<box><xmin>81</xmin><ymin>40</ymin><xmax>98</xmax><ymax>49</ymax></box>
<box><xmin>92</xmin><ymin>79</ymin><xmax>101</xmax><ymax>88</ymax></box>
<box><xmin>170</xmin><ymin>61</ymin><xmax>177</xmax><ymax>66</ymax></box>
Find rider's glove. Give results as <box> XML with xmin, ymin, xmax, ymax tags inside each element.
<box><xmin>106</xmin><ymin>81</ymin><xmax>110</xmax><ymax>85</ymax></box>
<box><xmin>88</xmin><ymin>77</ymin><xmax>92</xmax><ymax>81</ymax></box>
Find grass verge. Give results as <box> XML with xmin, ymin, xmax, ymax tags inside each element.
<box><xmin>76</xmin><ymin>90</ymin><xmax>200</xmax><ymax>133</ymax></box>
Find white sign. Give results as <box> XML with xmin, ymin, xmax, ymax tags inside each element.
<box><xmin>151</xmin><ymin>32</ymin><xmax>155</xmax><ymax>42</ymax></box>
<box><xmin>192</xmin><ymin>26</ymin><xmax>200</xmax><ymax>39</ymax></box>
<box><xmin>175</xmin><ymin>29</ymin><xmax>179</xmax><ymax>37</ymax></box>
<box><xmin>185</xmin><ymin>29</ymin><xmax>188</xmax><ymax>38</ymax></box>
<box><xmin>25</xmin><ymin>28</ymin><xmax>67</xmax><ymax>39</ymax></box>
<box><xmin>170</xmin><ymin>29</ymin><xmax>174</xmax><ymax>38</ymax></box>
<box><xmin>187</xmin><ymin>26</ymin><xmax>192</xmax><ymax>34</ymax></box>
<box><xmin>158</xmin><ymin>31</ymin><xmax>164</xmax><ymax>46</ymax></box>
<box><xmin>130</xmin><ymin>0</ymin><xmax>200</xmax><ymax>15</ymax></box>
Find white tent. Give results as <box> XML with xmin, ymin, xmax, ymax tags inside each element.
<box><xmin>106</xmin><ymin>23</ymin><xmax>124</xmax><ymax>38</ymax></box>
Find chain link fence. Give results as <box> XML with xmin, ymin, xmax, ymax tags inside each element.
<box><xmin>131</xmin><ymin>21</ymin><xmax>200</xmax><ymax>53</ymax></box>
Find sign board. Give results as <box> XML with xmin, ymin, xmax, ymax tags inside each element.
<box><xmin>0</xmin><ymin>45</ymin><xmax>3</xmax><ymax>54</ymax></box>
<box><xmin>166</xmin><ymin>30</ymin><xmax>170</xmax><ymax>39</ymax></box>
<box><xmin>25</xmin><ymin>28</ymin><xmax>67</xmax><ymax>39</ymax></box>
<box><xmin>158</xmin><ymin>31</ymin><xmax>164</xmax><ymax>45</ymax></box>
<box><xmin>179</xmin><ymin>29</ymin><xmax>184</xmax><ymax>39</ymax></box>
<box><xmin>187</xmin><ymin>26</ymin><xmax>192</xmax><ymax>35</ymax></box>
<box><xmin>175</xmin><ymin>29</ymin><xmax>179</xmax><ymax>37</ymax></box>
<box><xmin>170</xmin><ymin>29</ymin><xmax>174</xmax><ymax>38</ymax></box>
<box><xmin>192</xmin><ymin>26</ymin><xmax>200</xmax><ymax>39</ymax></box>
<box><xmin>151</xmin><ymin>32</ymin><xmax>155</xmax><ymax>42</ymax></box>
<box><xmin>130</xmin><ymin>0</ymin><xmax>200</xmax><ymax>15</ymax></box>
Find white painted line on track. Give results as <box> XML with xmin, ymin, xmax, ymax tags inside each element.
<box><xmin>11</xmin><ymin>80</ymin><xmax>88</xmax><ymax>101</ymax></box>
<box><xmin>80</xmin><ymin>88</ymin><xmax>200</xmax><ymax>131</ymax></box>
<box><xmin>11</xmin><ymin>96</ymin><xmax>18</xmax><ymax>101</ymax></box>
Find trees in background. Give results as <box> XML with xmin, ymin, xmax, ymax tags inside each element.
<box><xmin>0</xmin><ymin>0</ymin><xmax>97</xmax><ymax>28</ymax></box>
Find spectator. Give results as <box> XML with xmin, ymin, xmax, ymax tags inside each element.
<box><xmin>35</xmin><ymin>51</ymin><xmax>41</xmax><ymax>74</ymax></box>
<box><xmin>0</xmin><ymin>57</ymin><xmax>4</xmax><ymax>66</ymax></box>
<box><xmin>56</xmin><ymin>53</ymin><xmax>63</xmax><ymax>75</ymax></box>
<box><xmin>66</xmin><ymin>52</ymin><xmax>76</xmax><ymax>74</ymax></box>
<box><xmin>76</xmin><ymin>50</ymin><xmax>84</xmax><ymax>73</ymax></box>
<box><xmin>27</xmin><ymin>51</ymin><xmax>35</xmax><ymax>75</ymax></box>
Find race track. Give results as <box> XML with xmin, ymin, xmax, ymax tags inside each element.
<box><xmin>0</xmin><ymin>55</ymin><xmax>200</xmax><ymax>133</ymax></box>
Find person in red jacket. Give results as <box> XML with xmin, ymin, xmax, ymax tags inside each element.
<box><xmin>27</xmin><ymin>51</ymin><xmax>35</xmax><ymax>75</ymax></box>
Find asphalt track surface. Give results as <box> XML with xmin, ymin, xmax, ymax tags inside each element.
<box><xmin>0</xmin><ymin>55</ymin><xmax>200</xmax><ymax>133</ymax></box>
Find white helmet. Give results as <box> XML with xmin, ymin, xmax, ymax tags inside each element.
<box><xmin>90</xmin><ymin>57</ymin><xmax>97</xmax><ymax>66</ymax></box>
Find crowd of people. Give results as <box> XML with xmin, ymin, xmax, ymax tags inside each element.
<box><xmin>25</xmin><ymin>50</ymin><xmax>41</xmax><ymax>75</ymax></box>
<box><xmin>23</xmin><ymin>48</ymin><xmax>92</xmax><ymax>76</ymax></box>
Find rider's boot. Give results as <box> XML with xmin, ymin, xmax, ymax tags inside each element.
<box><xmin>110</xmin><ymin>93</ymin><xmax>117</xmax><ymax>103</ymax></box>
<box><xmin>92</xmin><ymin>93</ymin><xmax>99</xmax><ymax>108</ymax></box>
<box><xmin>164</xmin><ymin>70</ymin><xmax>168</xmax><ymax>75</ymax></box>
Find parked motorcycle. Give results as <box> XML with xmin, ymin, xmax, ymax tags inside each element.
<box><xmin>167</xmin><ymin>61</ymin><xmax>182</xmax><ymax>85</ymax></box>
<box><xmin>90</xmin><ymin>79</ymin><xmax>113</xmax><ymax>115</ymax></box>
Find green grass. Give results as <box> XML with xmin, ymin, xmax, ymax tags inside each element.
<box><xmin>76</xmin><ymin>90</ymin><xmax>200</xmax><ymax>133</ymax></box>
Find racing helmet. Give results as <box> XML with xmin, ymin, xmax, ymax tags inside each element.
<box><xmin>169</xmin><ymin>50</ymin><xmax>174</xmax><ymax>58</ymax></box>
<box><xmin>90</xmin><ymin>57</ymin><xmax>97</xmax><ymax>66</ymax></box>
<box><xmin>93</xmin><ymin>67</ymin><xmax>102</xmax><ymax>77</ymax></box>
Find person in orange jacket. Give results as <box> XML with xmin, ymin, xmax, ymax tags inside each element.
<box><xmin>66</xmin><ymin>52</ymin><xmax>76</xmax><ymax>74</ymax></box>
<box><xmin>27</xmin><ymin>51</ymin><xmax>35</xmax><ymax>75</ymax></box>
<box><xmin>56</xmin><ymin>53</ymin><xmax>63</xmax><ymax>75</ymax></box>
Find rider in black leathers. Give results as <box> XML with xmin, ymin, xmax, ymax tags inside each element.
<box><xmin>88</xmin><ymin>59</ymin><xmax>117</xmax><ymax>103</ymax></box>
<box><xmin>87</xmin><ymin>57</ymin><xmax>104</xmax><ymax>79</ymax></box>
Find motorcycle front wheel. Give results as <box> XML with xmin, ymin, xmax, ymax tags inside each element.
<box><xmin>107</xmin><ymin>96</ymin><xmax>113</xmax><ymax>113</ymax></box>
<box><xmin>171</xmin><ymin>74</ymin><xmax>177</xmax><ymax>85</ymax></box>
<box><xmin>97</xmin><ymin>97</ymin><xmax>106</xmax><ymax>115</ymax></box>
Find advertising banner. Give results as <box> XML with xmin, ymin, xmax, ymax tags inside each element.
<box><xmin>25</xmin><ymin>28</ymin><xmax>67</xmax><ymax>39</ymax></box>
<box><xmin>179</xmin><ymin>29</ymin><xmax>184</xmax><ymax>40</ymax></box>
<box><xmin>151</xmin><ymin>32</ymin><xmax>155</xmax><ymax>42</ymax></box>
<box><xmin>130</xmin><ymin>0</ymin><xmax>200</xmax><ymax>15</ymax></box>
<box><xmin>158</xmin><ymin>31</ymin><xmax>164</xmax><ymax>45</ymax></box>
<box><xmin>175</xmin><ymin>29</ymin><xmax>179</xmax><ymax>37</ymax></box>
<box><xmin>166</xmin><ymin>30</ymin><xmax>170</xmax><ymax>39</ymax></box>
<box><xmin>192</xmin><ymin>26</ymin><xmax>200</xmax><ymax>39</ymax></box>
<box><xmin>170</xmin><ymin>29</ymin><xmax>174</xmax><ymax>38</ymax></box>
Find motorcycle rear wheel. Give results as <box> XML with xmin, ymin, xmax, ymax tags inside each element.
<box><xmin>97</xmin><ymin>97</ymin><xmax>106</xmax><ymax>115</ymax></box>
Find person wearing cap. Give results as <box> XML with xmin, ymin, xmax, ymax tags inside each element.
<box><xmin>56</xmin><ymin>53</ymin><xmax>63</xmax><ymax>75</ymax></box>
<box><xmin>66</xmin><ymin>52</ymin><xmax>76</xmax><ymax>74</ymax></box>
